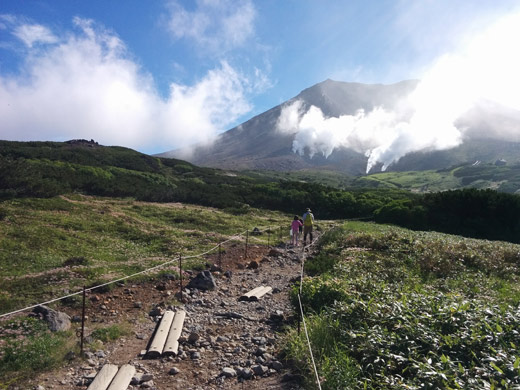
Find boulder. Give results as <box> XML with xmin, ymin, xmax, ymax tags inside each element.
<box><xmin>33</xmin><ymin>305</ymin><xmax>71</xmax><ymax>332</ymax></box>
<box><xmin>187</xmin><ymin>271</ymin><xmax>216</xmax><ymax>291</ymax></box>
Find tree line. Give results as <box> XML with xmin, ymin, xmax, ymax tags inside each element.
<box><xmin>2</xmin><ymin>140</ymin><xmax>520</xmax><ymax>243</ymax></box>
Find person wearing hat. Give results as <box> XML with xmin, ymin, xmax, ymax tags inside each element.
<box><xmin>302</xmin><ymin>208</ymin><xmax>314</xmax><ymax>245</ymax></box>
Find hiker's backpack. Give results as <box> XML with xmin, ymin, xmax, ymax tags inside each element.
<box><xmin>303</xmin><ymin>213</ymin><xmax>313</xmax><ymax>226</ymax></box>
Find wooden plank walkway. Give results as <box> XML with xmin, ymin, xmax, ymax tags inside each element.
<box><xmin>87</xmin><ymin>364</ymin><xmax>135</xmax><ymax>390</ymax></box>
<box><xmin>239</xmin><ymin>286</ymin><xmax>272</xmax><ymax>301</ymax></box>
<box><xmin>145</xmin><ymin>310</ymin><xmax>186</xmax><ymax>358</ymax></box>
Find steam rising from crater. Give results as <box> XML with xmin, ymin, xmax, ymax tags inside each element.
<box><xmin>277</xmin><ymin>10</ymin><xmax>520</xmax><ymax>173</ymax></box>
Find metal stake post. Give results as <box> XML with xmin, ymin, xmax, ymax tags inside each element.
<box><xmin>80</xmin><ymin>286</ymin><xmax>86</xmax><ymax>357</ymax></box>
<box><xmin>218</xmin><ymin>244</ymin><xmax>222</xmax><ymax>269</ymax></box>
<box><xmin>244</xmin><ymin>230</ymin><xmax>249</xmax><ymax>259</ymax></box>
<box><xmin>179</xmin><ymin>254</ymin><xmax>183</xmax><ymax>303</ymax></box>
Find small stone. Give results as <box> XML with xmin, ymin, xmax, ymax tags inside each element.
<box><xmin>95</xmin><ymin>350</ymin><xmax>106</xmax><ymax>358</ymax></box>
<box><xmin>252</xmin><ymin>364</ymin><xmax>268</xmax><ymax>376</ymax></box>
<box><xmin>141</xmin><ymin>380</ymin><xmax>155</xmax><ymax>388</ymax></box>
<box><xmin>216</xmin><ymin>335</ymin><xmax>229</xmax><ymax>343</ymax></box>
<box><xmin>188</xmin><ymin>332</ymin><xmax>200</xmax><ymax>343</ymax></box>
<box><xmin>270</xmin><ymin>360</ymin><xmax>283</xmax><ymax>371</ymax></box>
<box><xmin>133</xmin><ymin>301</ymin><xmax>142</xmax><ymax>308</ymax></box>
<box><xmin>252</xmin><ymin>336</ymin><xmax>267</xmax><ymax>345</ymax></box>
<box><xmin>270</xmin><ymin>311</ymin><xmax>284</xmax><ymax>322</ymax></box>
<box><xmin>169</xmin><ymin>367</ymin><xmax>180</xmax><ymax>375</ymax></box>
<box><xmin>238</xmin><ymin>367</ymin><xmax>253</xmax><ymax>380</ymax></box>
<box><xmin>221</xmin><ymin>367</ymin><xmax>237</xmax><ymax>378</ymax></box>
<box><xmin>191</xmin><ymin>351</ymin><xmax>201</xmax><ymax>360</ymax></box>
<box><xmin>149</xmin><ymin>307</ymin><xmax>163</xmax><ymax>317</ymax></box>
<box><xmin>247</xmin><ymin>260</ymin><xmax>259</xmax><ymax>269</ymax></box>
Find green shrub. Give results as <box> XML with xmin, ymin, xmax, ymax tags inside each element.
<box><xmin>0</xmin><ymin>318</ymin><xmax>70</xmax><ymax>380</ymax></box>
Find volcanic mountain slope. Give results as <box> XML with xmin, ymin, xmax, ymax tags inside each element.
<box><xmin>160</xmin><ymin>79</ymin><xmax>520</xmax><ymax>175</ymax></box>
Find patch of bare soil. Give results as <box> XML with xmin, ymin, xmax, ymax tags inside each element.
<box><xmin>17</xmin><ymin>239</ymin><xmax>317</xmax><ymax>390</ymax></box>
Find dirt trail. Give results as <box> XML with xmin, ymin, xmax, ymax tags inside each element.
<box><xmin>20</xmin><ymin>237</ymin><xmax>320</xmax><ymax>390</ymax></box>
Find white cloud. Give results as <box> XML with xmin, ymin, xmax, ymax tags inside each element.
<box><xmin>166</xmin><ymin>0</ymin><xmax>256</xmax><ymax>53</ymax></box>
<box><xmin>13</xmin><ymin>23</ymin><xmax>58</xmax><ymax>47</ymax></box>
<box><xmin>0</xmin><ymin>17</ymin><xmax>254</xmax><ymax>152</ymax></box>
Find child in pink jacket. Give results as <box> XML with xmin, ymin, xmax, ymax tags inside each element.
<box><xmin>291</xmin><ymin>215</ymin><xmax>303</xmax><ymax>246</ymax></box>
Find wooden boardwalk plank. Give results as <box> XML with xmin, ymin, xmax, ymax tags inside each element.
<box><xmin>147</xmin><ymin>310</ymin><xmax>175</xmax><ymax>358</ymax></box>
<box><xmin>106</xmin><ymin>364</ymin><xmax>135</xmax><ymax>390</ymax></box>
<box><xmin>239</xmin><ymin>286</ymin><xmax>272</xmax><ymax>301</ymax></box>
<box><xmin>163</xmin><ymin>310</ymin><xmax>186</xmax><ymax>356</ymax></box>
<box><xmin>87</xmin><ymin>364</ymin><xmax>118</xmax><ymax>390</ymax></box>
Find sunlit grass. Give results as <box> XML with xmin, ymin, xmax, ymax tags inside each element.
<box><xmin>0</xmin><ymin>195</ymin><xmax>289</xmax><ymax>315</ymax></box>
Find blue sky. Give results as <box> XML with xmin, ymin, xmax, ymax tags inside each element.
<box><xmin>1</xmin><ymin>0</ymin><xmax>519</xmax><ymax>154</ymax></box>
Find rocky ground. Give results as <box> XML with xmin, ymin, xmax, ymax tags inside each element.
<box><xmin>19</xmin><ymin>239</ymin><xmax>317</xmax><ymax>390</ymax></box>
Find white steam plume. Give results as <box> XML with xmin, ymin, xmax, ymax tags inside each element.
<box><xmin>278</xmin><ymin>9</ymin><xmax>520</xmax><ymax>173</ymax></box>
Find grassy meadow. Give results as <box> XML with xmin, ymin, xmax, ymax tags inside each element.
<box><xmin>0</xmin><ymin>195</ymin><xmax>288</xmax><ymax>316</ymax></box>
<box><xmin>0</xmin><ymin>195</ymin><xmax>289</xmax><ymax>386</ymax></box>
<box><xmin>286</xmin><ymin>221</ymin><xmax>520</xmax><ymax>389</ymax></box>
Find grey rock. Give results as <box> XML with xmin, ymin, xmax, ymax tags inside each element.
<box><xmin>191</xmin><ymin>351</ymin><xmax>201</xmax><ymax>360</ymax></box>
<box><xmin>141</xmin><ymin>380</ymin><xmax>155</xmax><ymax>388</ymax></box>
<box><xmin>252</xmin><ymin>336</ymin><xmax>267</xmax><ymax>345</ymax></box>
<box><xmin>188</xmin><ymin>332</ymin><xmax>200</xmax><ymax>343</ymax></box>
<box><xmin>169</xmin><ymin>367</ymin><xmax>180</xmax><ymax>375</ymax></box>
<box><xmin>221</xmin><ymin>367</ymin><xmax>237</xmax><ymax>378</ymax></box>
<box><xmin>270</xmin><ymin>360</ymin><xmax>284</xmax><ymax>371</ymax></box>
<box><xmin>187</xmin><ymin>271</ymin><xmax>216</xmax><ymax>291</ymax></box>
<box><xmin>32</xmin><ymin>305</ymin><xmax>71</xmax><ymax>332</ymax></box>
<box><xmin>95</xmin><ymin>350</ymin><xmax>106</xmax><ymax>358</ymax></box>
<box><xmin>238</xmin><ymin>367</ymin><xmax>253</xmax><ymax>380</ymax></box>
<box><xmin>252</xmin><ymin>364</ymin><xmax>268</xmax><ymax>376</ymax></box>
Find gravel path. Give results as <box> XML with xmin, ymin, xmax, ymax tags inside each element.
<box><xmin>22</xmin><ymin>240</ymin><xmax>318</xmax><ymax>390</ymax></box>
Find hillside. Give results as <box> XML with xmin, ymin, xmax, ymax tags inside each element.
<box><xmin>160</xmin><ymin>79</ymin><xmax>420</xmax><ymax>174</ymax></box>
<box><xmin>160</xmin><ymin>79</ymin><xmax>520</xmax><ymax>175</ymax></box>
<box><xmin>3</xmin><ymin>140</ymin><xmax>520</xmax><ymax>244</ymax></box>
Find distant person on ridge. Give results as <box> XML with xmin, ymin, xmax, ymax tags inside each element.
<box><xmin>302</xmin><ymin>208</ymin><xmax>314</xmax><ymax>245</ymax></box>
<box><xmin>291</xmin><ymin>215</ymin><xmax>303</xmax><ymax>246</ymax></box>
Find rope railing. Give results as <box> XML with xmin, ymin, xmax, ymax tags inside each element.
<box><xmin>0</xmin><ymin>228</ymin><xmax>258</xmax><ymax>320</ymax></box>
<box><xmin>0</xmin><ymin>222</ymin><xmax>295</xmax><ymax>320</ymax></box>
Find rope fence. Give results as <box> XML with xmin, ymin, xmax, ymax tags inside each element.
<box><xmin>0</xmin><ymin>225</ymin><xmax>277</xmax><ymax>320</ymax></box>
<box><xmin>0</xmin><ymin>217</ymin><xmax>337</xmax><ymax>390</ymax></box>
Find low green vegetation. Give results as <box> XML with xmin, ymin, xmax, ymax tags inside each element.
<box><xmin>0</xmin><ymin>317</ymin><xmax>73</xmax><ymax>388</ymax></box>
<box><xmin>91</xmin><ymin>323</ymin><xmax>132</xmax><ymax>343</ymax></box>
<box><xmin>286</xmin><ymin>222</ymin><xmax>520</xmax><ymax>389</ymax></box>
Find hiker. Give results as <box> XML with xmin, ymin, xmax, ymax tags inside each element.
<box><xmin>302</xmin><ymin>208</ymin><xmax>314</xmax><ymax>245</ymax></box>
<box><xmin>291</xmin><ymin>215</ymin><xmax>303</xmax><ymax>246</ymax></box>
<box><xmin>298</xmin><ymin>217</ymin><xmax>303</xmax><ymax>235</ymax></box>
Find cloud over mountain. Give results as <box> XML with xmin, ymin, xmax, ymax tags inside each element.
<box><xmin>0</xmin><ymin>15</ymin><xmax>261</xmax><ymax>153</ymax></box>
